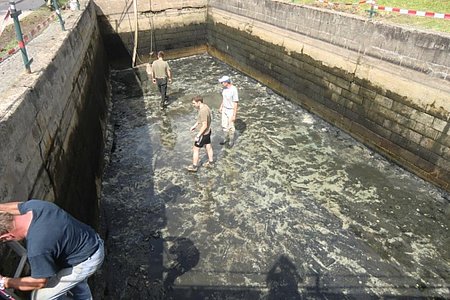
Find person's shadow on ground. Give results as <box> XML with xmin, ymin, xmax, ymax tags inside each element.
<box><xmin>146</xmin><ymin>185</ymin><xmax>200</xmax><ymax>300</ymax></box>
<box><xmin>163</xmin><ymin>237</ymin><xmax>200</xmax><ymax>291</ymax></box>
<box><xmin>266</xmin><ymin>255</ymin><xmax>303</xmax><ymax>300</ymax></box>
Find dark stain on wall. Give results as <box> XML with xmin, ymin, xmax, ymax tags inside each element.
<box><xmin>53</xmin><ymin>29</ymin><xmax>109</xmax><ymax>228</ymax></box>
<box><xmin>98</xmin><ymin>16</ymin><xmax>207</xmax><ymax>65</ymax></box>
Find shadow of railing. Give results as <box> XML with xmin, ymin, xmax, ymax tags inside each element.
<box><xmin>126</xmin><ymin>253</ymin><xmax>450</xmax><ymax>299</ymax></box>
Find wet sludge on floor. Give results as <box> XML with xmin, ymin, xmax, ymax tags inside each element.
<box><xmin>93</xmin><ymin>54</ymin><xmax>450</xmax><ymax>299</ymax></box>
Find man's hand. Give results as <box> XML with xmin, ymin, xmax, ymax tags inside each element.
<box><xmin>1</xmin><ymin>276</ymin><xmax>47</xmax><ymax>291</ymax></box>
<box><xmin>168</xmin><ymin>78</ymin><xmax>172</xmax><ymax>84</ymax></box>
<box><xmin>194</xmin><ymin>135</ymin><xmax>202</xmax><ymax>143</ymax></box>
<box><xmin>152</xmin><ymin>78</ymin><xmax>156</xmax><ymax>84</ymax></box>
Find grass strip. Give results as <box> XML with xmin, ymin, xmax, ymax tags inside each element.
<box><xmin>291</xmin><ymin>0</ymin><xmax>450</xmax><ymax>32</ymax></box>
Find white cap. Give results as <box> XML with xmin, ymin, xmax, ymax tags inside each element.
<box><xmin>218</xmin><ymin>75</ymin><xmax>231</xmax><ymax>83</ymax></box>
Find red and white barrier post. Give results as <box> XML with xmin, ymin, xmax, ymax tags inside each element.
<box><xmin>9</xmin><ymin>0</ymin><xmax>33</xmax><ymax>73</ymax></box>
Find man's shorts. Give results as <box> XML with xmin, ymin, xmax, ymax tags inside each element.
<box><xmin>221</xmin><ymin>108</ymin><xmax>235</xmax><ymax>131</ymax></box>
<box><xmin>194</xmin><ymin>130</ymin><xmax>211</xmax><ymax>148</ymax></box>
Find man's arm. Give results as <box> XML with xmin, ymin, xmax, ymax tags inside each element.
<box><xmin>232</xmin><ymin>101</ymin><xmax>238</xmax><ymax>122</ymax></box>
<box><xmin>2</xmin><ymin>275</ymin><xmax>47</xmax><ymax>291</ymax></box>
<box><xmin>151</xmin><ymin>63</ymin><xmax>156</xmax><ymax>84</ymax></box>
<box><xmin>0</xmin><ymin>202</ymin><xmax>22</xmax><ymax>215</ymax></box>
<box><xmin>231</xmin><ymin>87</ymin><xmax>239</xmax><ymax>121</ymax></box>
<box><xmin>167</xmin><ymin>68</ymin><xmax>172</xmax><ymax>83</ymax></box>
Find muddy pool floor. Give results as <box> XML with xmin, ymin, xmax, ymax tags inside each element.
<box><xmin>93</xmin><ymin>54</ymin><xmax>450</xmax><ymax>299</ymax></box>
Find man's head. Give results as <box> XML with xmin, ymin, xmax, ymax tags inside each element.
<box><xmin>158</xmin><ymin>51</ymin><xmax>165</xmax><ymax>59</ymax></box>
<box><xmin>192</xmin><ymin>95</ymin><xmax>204</xmax><ymax>109</ymax></box>
<box><xmin>218</xmin><ymin>76</ymin><xmax>231</xmax><ymax>85</ymax></box>
<box><xmin>0</xmin><ymin>212</ymin><xmax>15</xmax><ymax>242</ymax></box>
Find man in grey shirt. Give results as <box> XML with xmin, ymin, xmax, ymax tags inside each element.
<box><xmin>151</xmin><ymin>51</ymin><xmax>173</xmax><ymax>109</ymax></box>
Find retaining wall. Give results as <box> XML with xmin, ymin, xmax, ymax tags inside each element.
<box><xmin>0</xmin><ymin>1</ymin><xmax>109</xmax><ymax>225</ymax></box>
<box><xmin>94</xmin><ymin>0</ymin><xmax>208</xmax><ymax>60</ymax></box>
<box><xmin>207</xmin><ymin>1</ymin><xmax>450</xmax><ymax>191</ymax></box>
<box><xmin>209</xmin><ymin>0</ymin><xmax>450</xmax><ymax>81</ymax></box>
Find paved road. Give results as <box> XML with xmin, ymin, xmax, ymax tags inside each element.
<box><xmin>0</xmin><ymin>0</ymin><xmax>44</xmax><ymax>12</ymax></box>
<box><xmin>0</xmin><ymin>0</ymin><xmax>44</xmax><ymax>26</ymax></box>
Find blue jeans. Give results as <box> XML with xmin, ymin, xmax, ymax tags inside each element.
<box><xmin>31</xmin><ymin>237</ymin><xmax>105</xmax><ymax>300</ymax></box>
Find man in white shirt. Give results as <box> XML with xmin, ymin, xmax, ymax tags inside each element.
<box><xmin>218</xmin><ymin>76</ymin><xmax>239</xmax><ymax>146</ymax></box>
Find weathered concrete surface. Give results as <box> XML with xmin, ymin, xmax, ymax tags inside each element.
<box><xmin>95</xmin><ymin>0</ymin><xmax>450</xmax><ymax>80</ymax></box>
<box><xmin>0</xmin><ymin>1</ymin><xmax>108</xmax><ymax>224</ymax></box>
<box><xmin>94</xmin><ymin>0</ymin><xmax>207</xmax><ymax>60</ymax></box>
<box><xmin>94</xmin><ymin>0</ymin><xmax>206</xmax><ymax>15</ymax></box>
<box><xmin>95</xmin><ymin>54</ymin><xmax>450</xmax><ymax>299</ymax></box>
<box><xmin>209</xmin><ymin>0</ymin><xmax>450</xmax><ymax>81</ymax></box>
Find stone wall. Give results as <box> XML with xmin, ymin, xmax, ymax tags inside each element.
<box><xmin>209</xmin><ymin>0</ymin><xmax>450</xmax><ymax>81</ymax></box>
<box><xmin>0</xmin><ymin>1</ymin><xmax>109</xmax><ymax>225</ymax></box>
<box><xmin>207</xmin><ymin>3</ymin><xmax>450</xmax><ymax>191</ymax></box>
<box><xmin>94</xmin><ymin>0</ymin><xmax>208</xmax><ymax>61</ymax></box>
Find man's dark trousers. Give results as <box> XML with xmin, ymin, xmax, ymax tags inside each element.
<box><xmin>156</xmin><ymin>78</ymin><xmax>168</xmax><ymax>107</ymax></box>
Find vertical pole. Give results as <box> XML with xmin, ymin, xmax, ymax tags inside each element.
<box><xmin>131</xmin><ymin>0</ymin><xmax>138</xmax><ymax>67</ymax></box>
<box><xmin>367</xmin><ymin>0</ymin><xmax>376</xmax><ymax>18</ymax></box>
<box><xmin>9</xmin><ymin>0</ymin><xmax>32</xmax><ymax>73</ymax></box>
<box><xmin>52</xmin><ymin>0</ymin><xmax>65</xmax><ymax>31</ymax></box>
<box><xmin>369</xmin><ymin>3</ymin><xmax>375</xmax><ymax>18</ymax></box>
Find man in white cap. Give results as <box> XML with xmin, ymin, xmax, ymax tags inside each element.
<box><xmin>218</xmin><ymin>75</ymin><xmax>239</xmax><ymax>146</ymax></box>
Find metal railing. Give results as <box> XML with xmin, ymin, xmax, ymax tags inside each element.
<box><xmin>2</xmin><ymin>241</ymin><xmax>27</xmax><ymax>300</ymax></box>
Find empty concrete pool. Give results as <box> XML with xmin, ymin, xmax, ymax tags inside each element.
<box><xmin>95</xmin><ymin>54</ymin><xmax>450</xmax><ymax>299</ymax></box>
<box><xmin>1</xmin><ymin>1</ymin><xmax>449</xmax><ymax>299</ymax></box>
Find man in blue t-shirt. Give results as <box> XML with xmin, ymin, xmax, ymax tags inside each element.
<box><xmin>0</xmin><ymin>199</ymin><xmax>104</xmax><ymax>299</ymax></box>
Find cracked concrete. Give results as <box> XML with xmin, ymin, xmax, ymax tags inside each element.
<box><xmin>94</xmin><ymin>54</ymin><xmax>450</xmax><ymax>299</ymax></box>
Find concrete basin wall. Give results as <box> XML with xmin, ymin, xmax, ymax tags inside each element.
<box><xmin>94</xmin><ymin>0</ymin><xmax>208</xmax><ymax>60</ymax></box>
<box><xmin>0</xmin><ymin>1</ymin><xmax>109</xmax><ymax>225</ymax></box>
<box><xmin>207</xmin><ymin>1</ymin><xmax>450</xmax><ymax>192</ymax></box>
<box><xmin>209</xmin><ymin>0</ymin><xmax>450</xmax><ymax>81</ymax></box>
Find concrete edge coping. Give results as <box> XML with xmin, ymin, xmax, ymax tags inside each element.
<box><xmin>209</xmin><ymin>8</ymin><xmax>450</xmax><ymax>113</ymax></box>
<box><xmin>0</xmin><ymin>5</ymin><xmax>87</xmax><ymax>121</ymax></box>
